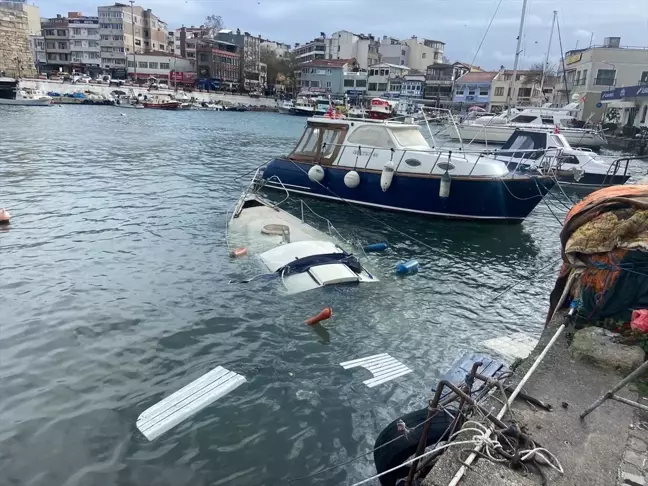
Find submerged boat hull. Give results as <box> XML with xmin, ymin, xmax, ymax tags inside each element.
<box><xmin>262</xmin><ymin>159</ymin><xmax>555</xmax><ymax>222</ymax></box>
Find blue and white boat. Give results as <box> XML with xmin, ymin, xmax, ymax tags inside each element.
<box><xmin>259</xmin><ymin>117</ymin><xmax>556</xmax><ymax>223</ymax></box>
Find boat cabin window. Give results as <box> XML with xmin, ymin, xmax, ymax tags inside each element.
<box><xmin>501</xmin><ymin>132</ymin><xmax>544</xmax><ymax>160</ymax></box>
<box><xmin>294</xmin><ymin>127</ymin><xmax>322</xmax><ymax>155</ymax></box>
<box><xmin>320</xmin><ymin>129</ymin><xmax>341</xmax><ymax>157</ymax></box>
<box><xmin>390</xmin><ymin>128</ymin><xmax>429</xmax><ymax>148</ymax></box>
<box><xmin>557</xmin><ymin>155</ymin><xmax>579</xmax><ymax>165</ymax></box>
<box><xmin>510</xmin><ymin>115</ymin><xmax>539</xmax><ymax>124</ymax></box>
<box><xmin>550</xmin><ymin>135</ymin><xmax>564</xmax><ymax>147</ymax></box>
<box><xmin>541</xmin><ymin>117</ymin><xmax>554</xmax><ymax>125</ymax></box>
<box><xmin>290</xmin><ymin>125</ymin><xmax>346</xmax><ymax>164</ymax></box>
<box><xmin>347</xmin><ymin>126</ymin><xmax>395</xmax><ymax>149</ymax></box>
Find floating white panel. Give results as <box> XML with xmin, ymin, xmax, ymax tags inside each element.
<box><xmin>340</xmin><ymin>354</ymin><xmax>412</xmax><ymax>388</ymax></box>
<box><xmin>482</xmin><ymin>332</ymin><xmax>539</xmax><ymax>363</ymax></box>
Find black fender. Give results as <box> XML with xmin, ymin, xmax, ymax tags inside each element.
<box><xmin>373</xmin><ymin>407</ymin><xmax>458</xmax><ymax>486</ymax></box>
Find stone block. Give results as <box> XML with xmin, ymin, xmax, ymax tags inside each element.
<box><xmin>569</xmin><ymin>327</ymin><xmax>645</xmax><ymax>375</ymax></box>
<box><xmin>629</xmin><ymin>437</ymin><xmax>648</xmax><ymax>453</ymax></box>
<box><xmin>621</xmin><ymin>471</ymin><xmax>645</xmax><ymax>486</ymax></box>
<box><xmin>624</xmin><ymin>450</ymin><xmax>647</xmax><ymax>469</ymax></box>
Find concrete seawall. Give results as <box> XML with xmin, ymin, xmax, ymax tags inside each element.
<box><xmin>20</xmin><ymin>79</ymin><xmax>278</xmax><ymax>107</ymax></box>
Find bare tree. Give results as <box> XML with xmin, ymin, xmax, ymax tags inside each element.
<box><xmin>204</xmin><ymin>15</ymin><xmax>223</xmax><ymax>38</ymax></box>
<box><xmin>523</xmin><ymin>61</ymin><xmax>557</xmax><ymax>87</ymax></box>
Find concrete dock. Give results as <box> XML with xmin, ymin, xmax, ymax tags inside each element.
<box><xmin>422</xmin><ymin>313</ymin><xmax>648</xmax><ymax>486</ymax></box>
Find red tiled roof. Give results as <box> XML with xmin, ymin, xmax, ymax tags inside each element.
<box><xmin>456</xmin><ymin>71</ymin><xmax>498</xmax><ymax>82</ymax></box>
<box><xmin>299</xmin><ymin>58</ymin><xmax>356</xmax><ymax>68</ymax></box>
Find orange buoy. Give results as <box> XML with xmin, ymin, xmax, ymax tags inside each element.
<box><xmin>0</xmin><ymin>208</ymin><xmax>10</xmax><ymax>225</ymax></box>
<box><xmin>305</xmin><ymin>307</ymin><xmax>333</xmax><ymax>326</ymax></box>
<box><xmin>230</xmin><ymin>247</ymin><xmax>247</xmax><ymax>258</ymax></box>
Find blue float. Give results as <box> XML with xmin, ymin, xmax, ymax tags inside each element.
<box><xmin>364</xmin><ymin>242</ymin><xmax>388</xmax><ymax>252</ymax></box>
<box><xmin>396</xmin><ymin>260</ymin><xmax>419</xmax><ymax>275</ymax></box>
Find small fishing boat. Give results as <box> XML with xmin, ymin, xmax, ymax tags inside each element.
<box><xmin>369</xmin><ymin>98</ymin><xmax>398</xmax><ymax>120</ymax></box>
<box><xmin>277</xmin><ymin>99</ymin><xmax>294</xmax><ymax>114</ymax></box>
<box><xmin>260</xmin><ymin>117</ymin><xmax>556</xmax><ymax>222</ymax></box>
<box><xmin>227</xmin><ymin>180</ymin><xmax>378</xmax><ymax>294</ymax></box>
<box><xmin>0</xmin><ymin>78</ymin><xmax>51</xmax><ymax>106</ymax></box>
<box><xmin>497</xmin><ymin>130</ymin><xmax>632</xmax><ymax>188</ymax></box>
<box><xmin>142</xmin><ymin>95</ymin><xmax>180</xmax><ymax>110</ymax></box>
<box><xmin>290</xmin><ymin>97</ymin><xmax>315</xmax><ymax>116</ymax></box>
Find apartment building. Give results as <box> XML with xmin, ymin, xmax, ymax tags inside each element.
<box><xmin>98</xmin><ymin>3</ymin><xmax>167</xmax><ymax>75</ymax></box>
<box><xmin>41</xmin><ymin>15</ymin><xmax>70</xmax><ymax>72</ymax></box>
<box><xmin>379</xmin><ymin>37</ymin><xmax>409</xmax><ymax>66</ymax></box>
<box><xmin>452</xmin><ymin>71</ymin><xmax>498</xmax><ymax>107</ymax></box>
<box><xmin>260</xmin><ymin>39</ymin><xmax>291</xmax><ymax>58</ymax></box>
<box><xmin>292</xmin><ymin>35</ymin><xmax>326</xmax><ymax>63</ymax></box>
<box><xmin>196</xmin><ymin>38</ymin><xmax>241</xmax><ymax>90</ymax></box>
<box><xmin>488</xmin><ymin>70</ymin><xmax>543</xmax><ymax>112</ymax></box>
<box><xmin>174</xmin><ymin>25</ymin><xmax>209</xmax><ymax>61</ymax></box>
<box><xmin>299</xmin><ymin>58</ymin><xmax>357</xmax><ymax>94</ymax></box>
<box><xmin>325</xmin><ymin>30</ymin><xmax>379</xmax><ymax>69</ymax></box>
<box><xmin>555</xmin><ymin>36</ymin><xmax>648</xmax><ymax>121</ymax></box>
<box><xmin>216</xmin><ymin>29</ymin><xmax>261</xmax><ymax>89</ymax></box>
<box><xmin>379</xmin><ymin>36</ymin><xmax>445</xmax><ymax>71</ymax></box>
<box><xmin>366</xmin><ymin>63</ymin><xmax>410</xmax><ymax>97</ymax></box>
<box><xmin>126</xmin><ymin>51</ymin><xmax>192</xmax><ymax>84</ymax></box>
<box><xmin>68</xmin><ymin>13</ymin><xmax>100</xmax><ymax>71</ymax></box>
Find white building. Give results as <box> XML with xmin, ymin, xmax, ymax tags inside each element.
<box><xmin>366</xmin><ymin>63</ymin><xmax>410</xmax><ymax>97</ymax></box>
<box><xmin>260</xmin><ymin>39</ymin><xmax>291</xmax><ymax>58</ymax></box>
<box><xmin>28</xmin><ymin>35</ymin><xmax>46</xmax><ymax>70</ymax></box>
<box><xmin>68</xmin><ymin>15</ymin><xmax>100</xmax><ymax>68</ymax></box>
<box><xmin>379</xmin><ymin>36</ymin><xmax>408</xmax><ymax>66</ymax></box>
<box><xmin>126</xmin><ymin>52</ymin><xmax>192</xmax><ymax>81</ymax></box>
<box><xmin>292</xmin><ymin>35</ymin><xmax>326</xmax><ymax>63</ymax></box>
<box><xmin>379</xmin><ymin>36</ymin><xmax>445</xmax><ymax>71</ymax></box>
<box><xmin>555</xmin><ymin>36</ymin><xmax>648</xmax><ymax>121</ymax></box>
<box><xmin>343</xmin><ymin>71</ymin><xmax>368</xmax><ymax>95</ymax></box>
<box><xmin>325</xmin><ymin>30</ymin><xmax>379</xmax><ymax>70</ymax></box>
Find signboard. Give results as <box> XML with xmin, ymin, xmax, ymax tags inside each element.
<box><xmin>566</xmin><ymin>52</ymin><xmax>583</xmax><ymax>65</ymax></box>
<box><xmin>169</xmin><ymin>72</ymin><xmax>197</xmax><ymax>83</ymax></box>
<box><xmin>600</xmin><ymin>85</ymin><xmax>648</xmax><ymax>101</ymax></box>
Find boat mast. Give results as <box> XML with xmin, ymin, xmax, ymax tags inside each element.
<box><xmin>539</xmin><ymin>10</ymin><xmax>557</xmax><ymax>97</ymax></box>
<box><xmin>505</xmin><ymin>0</ymin><xmax>528</xmax><ymax>115</ymax></box>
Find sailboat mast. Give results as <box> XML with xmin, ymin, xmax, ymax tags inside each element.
<box><xmin>540</xmin><ymin>10</ymin><xmax>557</xmax><ymax>95</ymax></box>
<box><xmin>505</xmin><ymin>0</ymin><xmax>528</xmax><ymax>112</ymax></box>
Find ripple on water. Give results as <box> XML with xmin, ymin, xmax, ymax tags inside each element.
<box><xmin>1</xmin><ymin>106</ymin><xmax>645</xmax><ymax>485</ymax></box>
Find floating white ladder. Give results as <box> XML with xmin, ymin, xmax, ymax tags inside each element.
<box><xmin>136</xmin><ymin>366</ymin><xmax>246</xmax><ymax>441</ymax></box>
<box><xmin>340</xmin><ymin>353</ymin><xmax>412</xmax><ymax>388</ymax></box>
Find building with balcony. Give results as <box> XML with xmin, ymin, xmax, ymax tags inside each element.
<box><xmin>402</xmin><ymin>37</ymin><xmax>444</xmax><ymax>71</ymax></box>
<box><xmin>488</xmin><ymin>70</ymin><xmax>544</xmax><ymax>112</ymax></box>
<box><xmin>424</xmin><ymin>63</ymin><xmax>455</xmax><ymax>104</ymax></box>
<box><xmin>399</xmin><ymin>73</ymin><xmax>426</xmax><ymax>98</ymax></box>
<box><xmin>98</xmin><ymin>3</ymin><xmax>167</xmax><ymax>76</ymax></box>
<box><xmin>299</xmin><ymin>58</ymin><xmax>357</xmax><ymax>95</ymax></box>
<box><xmin>68</xmin><ymin>13</ymin><xmax>100</xmax><ymax>72</ymax></box>
<box><xmin>41</xmin><ymin>15</ymin><xmax>71</xmax><ymax>72</ymax></box>
<box><xmin>28</xmin><ymin>34</ymin><xmax>46</xmax><ymax>71</ymax></box>
<box><xmin>366</xmin><ymin>63</ymin><xmax>410</xmax><ymax>97</ymax></box>
<box><xmin>325</xmin><ymin>30</ymin><xmax>380</xmax><ymax>70</ymax></box>
<box><xmin>216</xmin><ymin>28</ymin><xmax>262</xmax><ymax>89</ymax></box>
<box><xmin>196</xmin><ymin>38</ymin><xmax>240</xmax><ymax>90</ymax></box>
<box><xmin>343</xmin><ymin>71</ymin><xmax>368</xmax><ymax>101</ymax></box>
<box><xmin>555</xmin><ymin>37</ymin><xmax>648</xmax><ymax>121</ymax></box>
<box><xmin>452</xmin><ymin>71</ymin><xmax>498</xmax><ymax>108</ymax></box>
<box><xmin>174</xmin><ymin>25</ymin><xmax>209</xmax><ymax>62</ymax></box>
<box><xmin>379</xmin><ymin>36</ymin><xmax>408</xmax><ymax>66</ymax></box>
<box><xmin>292</xmin><ymin>35</ymin><xmax>326</xmax><ymax>63</ymax></box>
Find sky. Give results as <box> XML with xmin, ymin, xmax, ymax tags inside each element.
<box><xmin>39</xmin><ymin>0</ymin><xmax>648</xmax><ymax>69</ymax></box>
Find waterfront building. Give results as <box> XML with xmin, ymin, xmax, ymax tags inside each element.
<box><xmin>174</xmin><ymin>25</ymin><xmax>209</xmax><ymax>62</ymax></box>
<box><xmin>600</xmin><ymin>84</ymin><xmax>648</xmax><ymax>129</ymax></box>
<box><xmin>488</xmin><ymin>70</ymin><xmax>543</xmax><ymax>113</ymax></box>
<box><xmin>68</xmin><ymin>13</ymin><xmax>101</xmax><ymax>73</ymax></box>
<box><xmin>126</xmin><ymin>51</ymin><xmax>192</xmax><ymax>85</ymax></box>
<box><xmin>399</xmin><ymin>73</ymin><xmax>426</xmax><ymax>99</ymax></box>
<box><xmin>401</xmin><ymin>36</ymin><xmax>444</xmax><ymax>71</ymax></box>
<box><xmin>98</xmin><ymin>3</ymin><xmax>168</xmax><ymax>77</ymax></box>
<box><xmin>29</xmin><ymin>35</ymin><xmax>46</xmax><ymax>72</ymax></box>
<box><xmin>0</xmin><ymin>1</ymin><xmax>37</xmax><ymax>77</ymax></box>
<box><xmin>555</xmin><ymin>36</ymin><xmax>648</xmax><ymax>121</ymax></box>
<box><xmin>379</xmin><ymin>36</ymin><xmax>409</xmax><ymax>66</ymax></box>
<box><xmin>325</xmin><ymin>30</ymin><xmax>380</xmax><ymax>70</ymax></box>
<box><xmin>366</xmin><ymin>62</ymin><xmax>410</xmax><ymax>98</ymax></box>
<box><xmin>424</xmin><ymin>63</ymin><xmax>455</xmax><ymax>104</ymax></box>
<box><xmin>166</xmin><ymin>31</ymin><xmax>174</xmax><ymax>55</ymax></box>
<box><xmin>298</xmin><ymin>58</ymin><xmax>356</xmax><ymax>95</ymax></box>
<box><xmin>452</xmin><ymin>71</ymin><xmax>498</xmax><ymax>108</ymax></box>
<box><xmin>292</xmin><ymin>35</ymin><xmax>326</xmax><ymax>63</ymax></box>
<box><xmin>216</xmin><ymin>28</ymin><xmax>261</xmax><ymax>90</ymax></box>
<box><xmin>196</xmin><ymin>38</ymin><xmax>240</xmax><ymax>90</ymax></box>
<box><xmin>343</xmin><ymin>70</ymin><xmax>368</xmax><ymax>102</ymax></box>
<box><xmin>41</xmin><ymin>15</ymin><xmax>71</xmax><ymax>73</ymax></box>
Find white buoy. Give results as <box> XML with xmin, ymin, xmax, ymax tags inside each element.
<box><xmin>344</xmin><ymin>170</ymin><xmax>360</xmax><ymax>188</ymax></box>
<box><xmin>439</xmin><ymin>171</ymin><xmax>451</xmax><ymax>198</ymax></box>
<box><xmin>0</xmin><ymin>208</ymin><xmax>10</xmax><ymax>225</ymax></box>
<box><xmin>380</xmin><ymin>161</ymin><xmax>395</xmax><ymax>192</ymax></box>
<box><xmin>308</xmin><ymin>165</ymin><xmax>325</xmax><ymax>183</ymax></box>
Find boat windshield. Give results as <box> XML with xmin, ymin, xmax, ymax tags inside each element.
<box><xmin>347</xmin><ymin>126</ymin><xmax>395</xmax><ymax>149</ymax></box>
<box><xmin>390</xmin><ymin>128</ymin><xmax>430</xmax><ymax>148</ymax></box>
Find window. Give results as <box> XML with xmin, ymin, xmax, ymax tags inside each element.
<box><xmin>479</xmin><ymin>87</ymin><xmax>489</xmax><ymax>96</ymax></box>
<box><xmin>59</xmin><ymin>54</ymin><xmax>68</xmax><ymax>61</ymax></box>
<box><xmin>347</xmin><ymin>126</ymin><xmax>395</xmax><ymax>149</ymax></box>
<box><xmin>101</xmin><ymin>35</ymin><xmax>109</xmax><ymax>40</ymax></box>
<box><xmin>327</xmin><ymin>69</ymin><xmax>332</xmax><ymax>75</ymax></box>
<box><xmin>72</xmin><ymin>28</ymin><xmax>82</xmax><ymax>35</ymax></box>
<box><xmin>581</xmin><ymin>69</ymin><xmax>588</xmax><ymax>85</ymax></box>
<box><xmin>377</xmin><ymin>83</ymin><xmax>388</xmax><ymax>91</ymax></box>
<box><xmin>148</xmin><ymin>62</ymin><xmax>158</xmax><ymax>69</ymax></box>
<box><xmin>128</xmin><ymin>61</ymin><xmax>135</xmax><ymax>67</ymax></box>
<box><xmin>401</xmin><ymin>49</ymin><xmax>406</xmax><ymax>56</ymax></box>
<box><xmin>503</xmin><ymin>74</ymin><xmax>512</xmax><ymax>81</ymax></box>
<box><xmin>311</xmin><ymin>81</ymin><xmax>320</xmax><ymax>88</ymax></box>
<box><xmin>160</xmin><ymin>62</ymin><xmax>170</xmax><ymax>69</ymax></box>
<box><xmin>368</xmin><ymin>82</ymin><xmax>377</xmax><ymax>91</ymax></box>
<box><xmin>89</xmin><ymin>41</ymin><xmax>99</xmax><ymax>48</ymax></box>
<box><xmin>515</xmin><ymin>74</ymin><xmax>521</xmax><ymax>81</ymax></box>
<box><xmin>200</xmin><ymin>53</ymin><xmax>208</xmax><ymax>62</ymax></box>
<box><xmin>510</xmin><ymin>114</ymin><xmax>539</xmax><ymax>123</ymax></box>
<box><xmin>44</xmin><ymin>29</ymin><xmax>55</xmax><ymax>36</ymax></box>
<box><xmin>541</xmin><ymin>117</ymin><xmax>554</xmax><ymax>125</ymax></box>
<box><xmin>57</xmin><ymin>30</ymin><xmax>66</xmax><ymax>37</ymax></box>
<box><xmin>518</xmin><ymin>87</ymin><xmax>532</xmax><ymax>97</ymax></box>
<box><xmin>47</xmin><ymin>53</ymin><xmax>57</xmax><ymax>60</ymax></box>
<box><xmin>135</xmin><ymin>39</ymin><xmax>141</xmax><ymax>46</ymax></box>
<box><xmin>74</xmin><ymin>40</ymin><xmax>82</xmax><ymax>47</ymax></box>
<box><xmin>455</xmin><ymin>88</ymin><xmax>464</xmax><ymax>95</ymax></box>
<box><xmin>468</xmin><ymin>89</ymin><xmax>475</xmax><ymax>95</ymax></box>
<box><xmin>344</xmin><ymin>79</ymin><xmax>354</xmax><ymax>87</ymax></box>
<box><xmin>494</xmin><ymin>87</ymin><xmax>504</xmax><ymax>96</ymax></box>
<box><xmin>391</xmin><ymin>128</ymin><xmax>428</xmax><ymax>147</ymax></box>
<box><xmin>356</xmin><ymin>79</ymin><xmax>366</xmax><ymax>87</ymax></box>
<box><xmin>294</xmin><ymin>127</ymin><xmax>321</xmax><ymax>155</ymax></box>
<box><xmin>422</xmin><ymin>52</ymin><xmax>426</xmax><ymax>58</ymax></box>
<box><xmin>641</xmin><ymin>105</ymin><xmax>647</xmax><ymax>124</ymax></box>
<box><xmin>138</xmin><ymin>61</ymin><xmax>148</xmax><ymax>68</ymax></box>
<box><xmin>302</xmin><ymin>68</ymin><xmax>307</xmax><ymax>74</ymax></box>
<box><xmin>301</xmin><ymin>80</ymin><xmax>309</xmax><ymax>87</ymax></box>
<box><xmin>379</xmin><ymin>69</ymin><xmax>385</xmax><ymax>76</ymax></box>
<box><xmin>46</xmin><ymin>42</ymin><xmax>55</xmax><ymax>49</ymax></box>
<box><xmin>640</xmin><ymin>71</ymin><xmax>648</xmax><ymax>84</ymax></box>
<box><xmin>113</xmin><ymin>35</ymin><xmax>123</xmax><ymax>41</ymax></box>
<box><xmin>595</xmin><ymin>69</ymin><xmax>616</xmax><ymax>86</ymax></box>
<box><xmin>57</xmin><ymin>42</ymin><xmax>66</xmax><ymax>49</ymax></box>
<box><xmin>385</xmin><ymin>70</ymin><xmax>389</xmax><ymax>76</ymax></box>
<box><xmin>326</xmin><ymin>81</ymin><xmax>331</xmax><ymax>88</ymax></box>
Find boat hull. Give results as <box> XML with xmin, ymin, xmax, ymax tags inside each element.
<box><xmin>0</xmin><ymin>98</ymin><xmax>51</xmax><ymax>106</ymax></box>
<box><xmin>261</xmin><ymin>159</ymin><xmax>555</xmax><ymax>222</ymax></box>
<box><xmin>143</xmin><ymin>102</ymin><xmax>180</xmax><ymax>110</ymax></box>
<box><xmin>290</xmin><ymin>107</ymin><xmax>314</xmax><ymax>116</ymax></box>
<box><xmin>451</xmin><ymin>124</ymin><xmax>606</xmax><ymax>149</ymax></box>
<box><xmin>505</xmin><ymin>163</ymin><xmax>631</xmax><ymax>189</ymax></box>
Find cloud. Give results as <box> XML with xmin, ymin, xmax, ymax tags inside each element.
<box><xmin>574</xmin><ymin>29</ymin><xmax>593</xmax><ymax>39</ymax></box>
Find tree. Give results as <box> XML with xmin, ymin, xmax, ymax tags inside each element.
<box><xmin>204</xmin><ymin>15</ymin><xmax>223</xmax><ymax>38</ymax></box>
<box><xmin>523</xmin><ymin>61</ymin><xmax>557</xmax><ymax>87</ymax></box>
<box><xmin>261</xmin><ymin>47</ymin><xmax>299</xmax><ymax>93</ymax></box>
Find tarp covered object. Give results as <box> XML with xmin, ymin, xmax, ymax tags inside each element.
<box><xmin>547</xmin><ymin>185</ymin><xmax>648</xmax><ymax>323</ymax></box>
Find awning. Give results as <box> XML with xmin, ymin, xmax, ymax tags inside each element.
<box><xmin>601</xmin><ymin>100</ymin><xmax>636</xmax><ymax>108</ymax></box>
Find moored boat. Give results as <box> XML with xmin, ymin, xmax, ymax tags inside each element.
<box><xmin>0</xmin><ymin>78</ymin><xmax>51</xmax><ymax>106</ymax></box>
<box><xmin>142</xmin><ymin>95</ymin><xmax>180</xmax><ymax>110</ymax></box>
<box><xmin>260</xmin><ymin>117</ymin><xmax>556</xmax><ymax>223</ymax></box>
<box><xmin>290</xmin><ymin>97</ymin><xmax>315</xmax><ymax>116</ymax></box>
<box><xmin>227</xmin><ymin>181</ymin><xmax>378</xmax><ymax>294</ymax></box>
<box><xmin>369</xmin><ymin>98</ymin><xmax>398</xmax><ymax>120</ymax></box>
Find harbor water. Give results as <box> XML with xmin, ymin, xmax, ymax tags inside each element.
<box><xmin>0</xmin><ymin>106</ymin><xmax>642</xmax><ymax>485</ymax></box>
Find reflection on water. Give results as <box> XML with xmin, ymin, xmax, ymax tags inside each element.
<box><xmin>0</xmin><ymin>105</ymin><xmax>645</xmax><ymax>485</ymax></box>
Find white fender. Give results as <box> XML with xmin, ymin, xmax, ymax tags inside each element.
<box><xmin>380</xmin><ymin>162</ymin><xmax>395</xmax><ymax>192</ymax></box>
<box><xmin>344</xmin><ymin>170</ymin><xmax>360</xmax><ymax>188</ymax></box>
<box><xmin>308</xmin><ymin>165</ymin><xmax>325</xmax><ymax>183</ymax></box>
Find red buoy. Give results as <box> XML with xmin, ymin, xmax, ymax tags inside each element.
<box><xmin>230</xmin><ymin>247</ymin><xmax>247</xmax><ymax>258</ymax></box>
<box><xmin>305</xmin><ymin>307</ymin><xmax>332</xmax><ymax>326</ymax></box>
